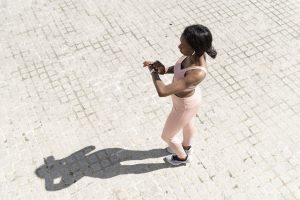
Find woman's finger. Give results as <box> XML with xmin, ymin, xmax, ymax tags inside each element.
<box><xmin>143</xmin><ymin>62</ymin><xmax>149</xmax><ymax>67</ymax></box>
<box><xmin>143</xmin><ymin>61</ymin><xmax>153</xmax><ymax>68</ymax></box>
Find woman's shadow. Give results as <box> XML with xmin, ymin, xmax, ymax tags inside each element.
<box><xmin>35</xmin><ymin>146</ymin><xmax>181</xmax><ymax>191</ymax></box>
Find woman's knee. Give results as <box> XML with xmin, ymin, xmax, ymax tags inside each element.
<box><xmin>161</xmin><ymin>133</ymin><xmax>178</xmax><ymax>144</ymax></box>
<box><xmin>161</xmin><ymin>133</ymin><xmax>171</xmax><ymax>143</ymax></box>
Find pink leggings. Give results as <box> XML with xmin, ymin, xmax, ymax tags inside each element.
<box><xmin>161</xmin><ymin>87</ymin><xmax>202</xmax><ymax>158</ymax></box>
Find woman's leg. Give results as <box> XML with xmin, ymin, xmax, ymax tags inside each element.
<box><xmin>182</xmin><ymin>91</ymin><xmax>201</xmax><ymax>147</ymax></box>
<box><xmin>161</xmin><ymin>107</ymin><xmax>187</xmax><ymax>159</ymax></box>
<box><xmin>161</xmin><ymin>91</ymin><xmax>201</xmax><ymax>159</ymax></box>
<box><xmin>182</xmin><ymin>117</ymin><xmax>197</xmax><ymax>147</ymax></box>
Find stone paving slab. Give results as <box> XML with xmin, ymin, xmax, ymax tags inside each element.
<box><xmin>0</xmin><ymin>0</ymin><xmax>299</xmax><ymax>199</ymax></box>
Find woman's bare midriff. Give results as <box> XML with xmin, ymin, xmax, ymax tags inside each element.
<box><xmin>174</xmin><ymin>90</ymin><xmax>195</xmax><ymax>98</ymax></box>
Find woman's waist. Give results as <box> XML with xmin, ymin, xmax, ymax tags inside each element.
<box><xmin>174</xmin><ymin>90</ymin><xmax>195</xmax><ymax>98</ymax></box>
<box><xmin>173</xmin><ymin>87</ymin><xmax>201</xmax><ymax>99</ymax></box>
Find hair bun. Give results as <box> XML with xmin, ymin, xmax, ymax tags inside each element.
<box><xmin>206</xmin><ymin>46</ymin><xmax>217</xmax><ymax>59</ymax></box>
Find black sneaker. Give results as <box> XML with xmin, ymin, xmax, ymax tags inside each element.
<box><xmin>164</xmin><ymin>154</ymin><xmax>190</xmax><ymax>165</ymax></box>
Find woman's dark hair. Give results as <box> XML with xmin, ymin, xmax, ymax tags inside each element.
<box><xmin>182</xmin><ymin>24</ymin><xmax>217</xmax><ymax>59</ymax></box>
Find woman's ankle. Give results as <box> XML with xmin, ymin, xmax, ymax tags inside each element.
<box><xmin>176</xmin><ymin>154</ymin><xmax>188</xmax><ymax>161</ymax></box>
<box><xmin>182</xmin><ymin>144</ymin><xmax>191</xmax><ymax>150</ymax></box>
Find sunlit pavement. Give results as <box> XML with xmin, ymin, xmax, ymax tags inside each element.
<box><xmin>0</xmin><ymin>0</ymin><xmax>299</xmax><ymax>199</ymax></box>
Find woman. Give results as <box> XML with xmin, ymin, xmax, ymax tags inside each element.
<box><xmin>143</xmin><ymin>24</ymin><xmax>217</xmax><ymax>165</ymax></box>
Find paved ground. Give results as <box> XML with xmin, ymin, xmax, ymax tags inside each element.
<box><xmin>0</xmin><ymin>0</ymin><xmax>299</xmax><ymax>199</ymax></box>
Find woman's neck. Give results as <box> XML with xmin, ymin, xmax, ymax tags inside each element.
<box><xmin>187</xmin><ymin>55</ymin><xmax>201</xmax><ymax>65</ymax></box>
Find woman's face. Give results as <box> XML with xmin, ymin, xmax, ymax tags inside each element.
<box><xmin>178</xmin><ymin>35</ymin><xmax>194</xmax><ymax>56</ymax></box>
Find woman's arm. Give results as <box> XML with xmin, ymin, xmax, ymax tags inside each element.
<box><xmin>150</xmin><ymin>70</ymin><xmax>165</xmax><ymax>97</ymax></box>
<box><xmin>165</xmin><ymin>65</ymin><xmax>174</xmax><ymax>74</ymax></box>
<box><xmin>150</xmin><ymin>69</ymin><xmax>205</xmax><ymax>97</ymax></box>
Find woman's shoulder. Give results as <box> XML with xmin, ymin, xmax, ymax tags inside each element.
<box><xmin>184</xmin><ymin>58</ymin><xmax>208</xmax><ymax>76</ymax></box>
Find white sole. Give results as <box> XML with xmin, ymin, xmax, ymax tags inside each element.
<box><xmin>164</xmin><ymin>155</ymin><xmax>192</xmax><ymax>165</ymax></box>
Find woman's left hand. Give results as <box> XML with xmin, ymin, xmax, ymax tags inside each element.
<box><xmin>143</xmin><ymin>61</ymin><xmax>156</xmax><ymax>72</ymax></box>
